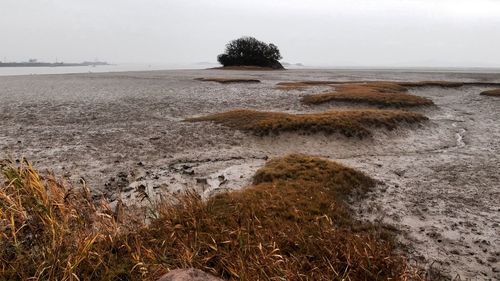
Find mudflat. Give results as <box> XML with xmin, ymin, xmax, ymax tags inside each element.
<box><xmin>1</xmin><ymin>69</ymin><xmax>499</xmax><ymax>279</ymax></box>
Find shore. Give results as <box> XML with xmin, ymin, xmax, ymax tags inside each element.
<box><xmin>1</xmin><ymin>69</ymin><xmax>499</xmax><ymax>279</ymax></box>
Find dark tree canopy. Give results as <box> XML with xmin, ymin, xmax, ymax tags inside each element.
<box><xmin>217</xmin><ymin>37</ymin><xmax>284</xmax><ymax>69</ymax></box>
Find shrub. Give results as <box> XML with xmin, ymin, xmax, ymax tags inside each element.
<box><xmin>217</xmin><ymin>37</ymin><xmax>284</xmax><ymax>69</ymax></box>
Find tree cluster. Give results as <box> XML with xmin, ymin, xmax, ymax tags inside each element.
<box><xmin>217</xmin><ymin>37</ymin><xmax>283</xmax><ymax>69</ymax></box>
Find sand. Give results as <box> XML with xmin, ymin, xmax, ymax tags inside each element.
<box><xmin>1</xmin><ymin>69</ymin><xmax>499</xmax><ymax>279</ymax></box>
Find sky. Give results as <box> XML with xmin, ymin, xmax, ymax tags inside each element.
<box><xmin>1</xmin><ymin>0</ymin><xmax>500</xmax><ymax>67</ymax></box>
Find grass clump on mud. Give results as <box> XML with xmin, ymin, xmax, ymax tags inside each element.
<box><xmin>480</xmin><ymin>89</ymin><xmax>500</xmax><ymax>97</ymax></box>
<box><xmin>300</xmin><ymin>82</ymin><xmax>434</xmax><ymax>107</ymax></box>
<box><xmin>187</xmin><ymin>108</ymin><xmax>427</xmax><ymax>138</ymax></box>
<box><xmin>0</xmin><ymin>156</ymin><xmax>417</xmax><ymax>280</ymax></box>
<box><xmin>276</xmin><ymin>80</ymin><xmax>468</xmax><ymax>91</ymax></box>
<box><xmin>195</xmin><ymin>77</ymin><xmax>261</xmax><ymax>84</ymax></box>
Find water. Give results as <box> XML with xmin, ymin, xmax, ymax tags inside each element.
<box><xmin>0</xmin><ymin>63</ymin><xmax>207</xmax><ymax>76</ymax></box>
<box><xmin>1</xmin><ymin>63</ymin><xmax>499</xmax><ymax>77</ymax></box>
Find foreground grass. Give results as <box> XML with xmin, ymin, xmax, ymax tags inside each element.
<box><xmin>195</xmin><ymin>77</ymin><xmax>261</xmax><ymax>84</ymax></box>
<box><xmin>480</xmin><ymin>89</ymin><xmax>500</xmax><ymax>97</ymax></box>
<box><xmin>0</xmin><ymin>156</ymin><xmax>418</xmax><ymax>280</ymax></box>
<box><xmin>187</xmin><ymin>109</ymin><xmax>427</xmax><ymax>138</ymax></box>
<box><xmin>299</xmin><ymin>82</ymin><xmax>434</xmax><ymax>107</ymax></box>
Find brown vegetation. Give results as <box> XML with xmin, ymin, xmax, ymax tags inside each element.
<box><xmin>186</xmin><ymin>109</ymin><xmax>427</xmax><ymax>138</ymax></box>
<box><xmin>301</xmin><ymin>82</ymin><xmax>434</xmax><ymax>107</ymax></box>
<box><xmin>195</xmin><ymin>77</ymin><xmax>261</xmax><ymax>84</ymax></box>
<box><xmin>0</xmin><ymin>156</ymin><xmax>418</xmax><ymax>280</ymax></box>
<box><xmin>480</xmin><ymin>89</ymin><xmax>500</xmax><ymax>97</ymax></box>
<box><xmin>398</xmin><ymin>81</ymin><xmax>464</xmax><ymax>88</ymax></box>
<box><xmin>275</xmin><ymin>80</ymin><xmax>491</xmax><ymax>90</ymax></box>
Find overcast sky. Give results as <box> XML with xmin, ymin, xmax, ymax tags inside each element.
<box><xmin>1</xmin><ymin>0</ymin><xmax>499</xmax><ymax>67</ymax></box>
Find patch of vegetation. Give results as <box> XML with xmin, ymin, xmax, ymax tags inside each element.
<box><xmin>0</xmin><ymin>156</ymin><xmax>418</xmax><ymax>280</ymax></box>
<box><xmin>217</xmin><ymin>37</ymin><xmax>284</xmax><ymax>69</ymax></box>
<box><xmin>398</xmin><ymin>81</ymin><xmax>464</xmax><ymax>88</ymax></box>
<box><xmin>480</xmin><ymin>89</ymin><xmax>500</xmax><ymax>97</ymax></box>
<box><xmin>276</xmin><ymin>80</ymin><xmax>473</xmax><ymax>90</ymax></box>
<box><xmin>301</xmin><ymin>82</ymin><xmax>434</xmax><ymax>107</ymax></box>
<box><xmin>195</xmin><ymin>77</ymin><xmax>261</xmax><ymax>84</ymax></box>
<box><xmin>186</xmin><ymin>109</ymin><xmax>428</xmax><ymax>138</ymax></box>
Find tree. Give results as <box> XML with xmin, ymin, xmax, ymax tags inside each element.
<box><xmin>217</xmin><ymin>37</ymin><xmax>284</xmax><ymax>69</ymax></box>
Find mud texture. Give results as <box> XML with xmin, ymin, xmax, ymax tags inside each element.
<box><xmin>1</xmin><ymin>69</ymin><xmax>499</xmax><ymax>279</ymax></box>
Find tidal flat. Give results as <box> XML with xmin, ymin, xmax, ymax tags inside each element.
<box><xmin>1</xmin><ymin>69</ymin><xmax>499</xmax><ymax>279</ymax></box>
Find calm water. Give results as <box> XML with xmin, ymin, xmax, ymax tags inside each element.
<box><xmin>0</xmin><ymin>63</ymin><xmax>207</xmax><ymax>76</ymax></box>
<box><xmin>1</xmin><ymin>63</ymin><xmax>499</xmax><ymax>76</ymax></box>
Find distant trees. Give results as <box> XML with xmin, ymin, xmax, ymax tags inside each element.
<box><xmin>217</xmin><ymin>37</ymin><xmax>284</xmax><ymax>69</ymax></box>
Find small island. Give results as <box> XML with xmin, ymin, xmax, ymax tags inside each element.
<box><xmin>215</xmin><ymin>36</ymin><xmax>285</xmax><ymax>70</ymax></box>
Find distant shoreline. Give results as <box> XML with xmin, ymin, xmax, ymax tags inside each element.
<box><xmin>0</xmin><ymin>61</ymin><xmax>109</xmax><ymax>67</ymax></box>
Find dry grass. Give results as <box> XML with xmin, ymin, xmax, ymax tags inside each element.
<box><xmin>186</xmin><ymin>109</ymin><xmax>427</xmax><ymax>138</ymax></box>
<box><xmin>0</xmin><ymin>156</ymin><xmax>419</xmax><ymax>280</ymax></box>
<box><xmin>276</xmin><ymin>80</ymin><xmax>470</xmax><ymax>90</ymax></box>
<box><xmin>0</xmin><ymin>160</ymin><xmax>122</xmax><ymax>280</ymax></box>
<box><xmin>195</xmin><ymin>77</ymin><xmax>261</xmax><ymax>84</ymax></box>
<box><xmin>302</xmin><ymin>82</ymin><xmax>434</xmax><ymax>107</ymax></box>
<box><xmin>397</xmin><ymin>81</ymin><xmax>464</xmax><ymax>88</ymax></box>
<box><xmin>480</xmin><ymin>89</ymin><xmax>500</xmax><ymax>97</ymax></box>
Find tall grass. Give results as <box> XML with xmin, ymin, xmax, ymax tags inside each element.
<box><xmin>0</xmin><ymin>160</ymin><xmax>120</xmax><ymax>280</ymax></box>
<box><xmin>0</xmin><ymin>156</ymin><xmax>420</xmax><ymax>280</ymax></box>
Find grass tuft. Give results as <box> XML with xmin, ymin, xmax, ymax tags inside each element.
<box><xmin>0</xmin><ymin>155</ymin><xmax>418</xmax><ymax>280</ymax></box>
<box><xmin>276</xmin><ymin>80</ymin><xmax>470</xmax><ymax>90</ymax></box>
<box><xmin>480</xmin><ymin>89</ymin><xmax>500</xmax><ymax>97</ymax></box>
<box><xmin>0</xmin><ymin>160</ymin><xmax>120</xmax><ymax>280</ymax></box>
<box><xmin>301</xmin><ymin>82</ymin><xmax>434</xmax><ymax>107</ymax></box>
<box><xmin>186</xmin><ymin>109</ymin><xmax>428</xmax><ymax>138</ymax></box>
<box><xmin>195</xmin><ymin>77</ymin><xmax>261</xmax><ymax>84</ymax></box>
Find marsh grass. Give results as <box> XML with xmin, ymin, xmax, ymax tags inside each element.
<box><xmin>276</xmin><ymin>80</ymin><xmax>470</xmax><ymax>90</ymax></box>
<box><xmin>186</xmin><ymin>109</ymin><xmax>427</xmax><ymax>138</ymax></box>
<box><xmin>195</xmin><ymin>78</ymin><xmax>261</xmax><ymax>84</ymax></box>
<box><xmin>480</xmin><ymin>89</ymin><xmax>500</xmax><ymax>97</ymax></box>
<box><xmin>0</xmin><ymin>156</ymin><xmax>419</xmax><ymax>280</ymax></box>
<box><xmin>301</xmin><ymin>83</ymin><xmax>434</xmax><ymax>107</ymax></box>
<box><xmin>275</xmin><ymin>81</ymin><xmax>433</xmax><ymax>106</ymax></box>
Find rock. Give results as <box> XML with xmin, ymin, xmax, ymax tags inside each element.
<box><xmin>183</xmin><ymin>168</ymin><xmax>195</xmax><ymax>175</ymax></box>
<box><xmin>157</xmin><ymin>268</ymin><xmax>223</xmax><ymax>281</ymax></box>
<box><xmin>196</xmin><ymin>178</ymin><xmax>208</xmax><ymax>185</ymax></box>
<box><xmin>136</xmin><ymin>184</ymin><xmax>146</xmax><ymax>192</ymax></box>
<box><xmin>393</xmin><ymin>169</ymin><xmax>406</xmax><ymax>177</ymax></box>
<box><xmin>122</xmin><ymin>186</ymin><xmax>133</xmax><ymax>193</ymax></box>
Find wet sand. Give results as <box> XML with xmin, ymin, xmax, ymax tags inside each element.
<box><xmin>1</xmin><ymin>69</ymin><xmax>499</xmax><ymax>279</ymax></box>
